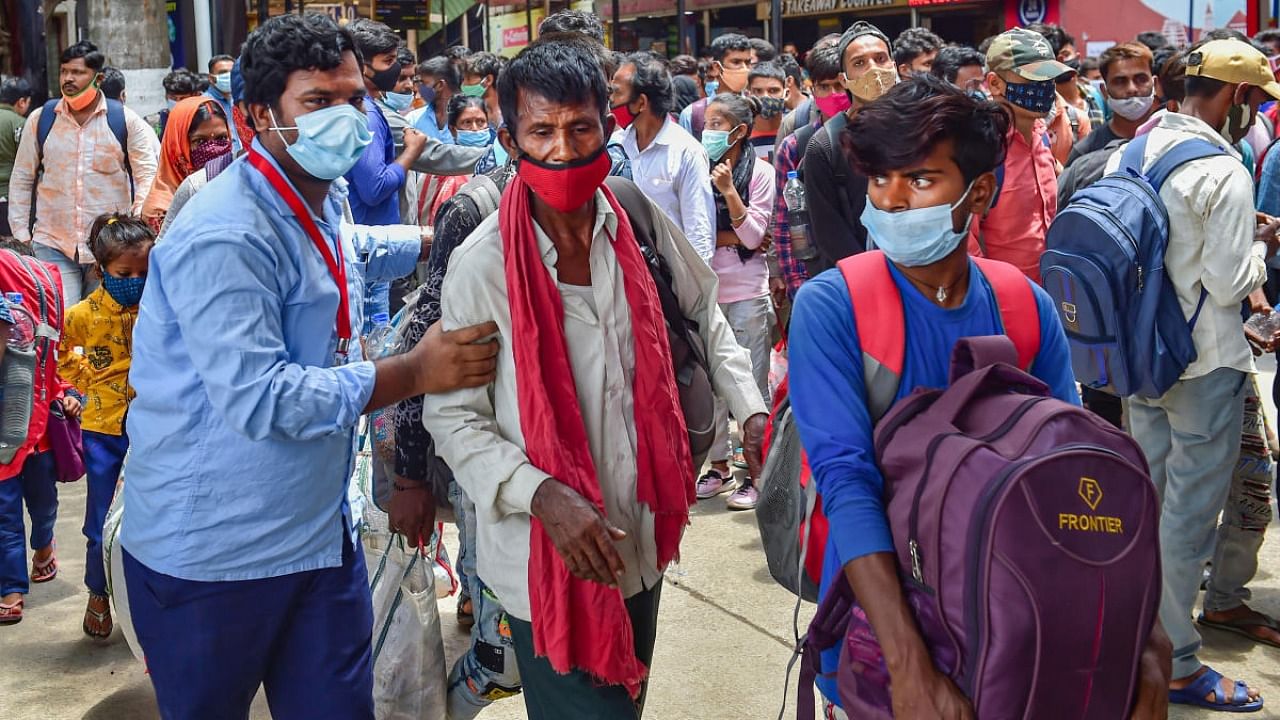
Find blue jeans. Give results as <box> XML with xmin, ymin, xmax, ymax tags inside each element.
<box><xmin>123</xmin><ymin>533</ymin><xmax>374</xmax><ymax>720</ymax></box>
<box><xmin>82</xmin><ymin>431</ymin><xmax>128</xmax><ymax>596</ymax></box>
<box><xmin>1128</xmin><ymin>367</ymin><xmax>1248</xmax><ymax>679</ymax></box>
<box><xmin>0</xmin><ymin>451</ymin><xmax>58</xmax><ymax>596</ymax></box>
<box><xmin>33</xmin><ymin>242</ymin><xmax>98</xmax><ymax>310</ymax></box>
<box><xmin>446</xmin><ymin>483</ymin><xmax>522</xmax><ymax>719</ymax></box>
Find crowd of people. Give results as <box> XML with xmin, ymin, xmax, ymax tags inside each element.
<box><xmin>1</xmin><ymin>6</ymin><xmax>1280</xmax><ymax>719</ymax></box>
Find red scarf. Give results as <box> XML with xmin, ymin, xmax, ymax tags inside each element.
<box><xmin>501</xmin><ymin>174</ymin><xmax>694</xmax><ymax>696</ymax></box>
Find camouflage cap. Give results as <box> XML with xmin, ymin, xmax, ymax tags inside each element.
<box><xmin>1186</xmin><ymin>39</ymin><xmax>1280</xmax><ymax>101</ymax></box>
<box><xmin>986</xmin><ymin>27</ymin><xmax>1072</xmax><ymax>81</ymax></box>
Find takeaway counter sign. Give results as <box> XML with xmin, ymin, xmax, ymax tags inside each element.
<box><xmin>783</xmin><ymin>0</ymin><xmax>905</xmax><ymax>15</ymax></box>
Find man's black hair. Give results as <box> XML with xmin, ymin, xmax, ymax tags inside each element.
<box><xmin>775</xmin><ymin>53</ymin><xmax>804</xmax><ymax>86</ymax></box>
<box><xmin>1080</xmin><ymin>56</ymin><xmax>1100</xmax><ymax>73</ymax></box>
<box><xmin>750</xmin><ymin>37</ymin><xmax>777</xmax><ymax>62</ymax></box>
<box><xmin>625</xmin><ymin>51</ymin><xmax>674</xmax><ymax>117</ymax></box>
<box><xmin>396</xmin><ymin>46</ymin><xmax>415</xmax><ymax>67</ymax></box>
<box><xmin>930</xmin><ymin>45</ymin><xmax>984</xmax><ymax>85</ymax></box>
<box><xmin>710</xmin><ymin>33</ymin><xmax>753</xmax><ymax>62</ymax></box>
<box><xmin>1203</xmin><ymin>28</ymin><xmax>1249</xmax><ymax>43</ymax></box>
<box><xmin>540</xmin><ymin>9</ymin><xmax>605</xmax><ymax>43</ymax></box>
<box><xmin>1026</xmin><ymin>23</ymin><xmax>1074</xmax><ymax>57</ymax></box>
<box><xmin>805</xmin><ymin>42</ymin><xmax>842</xmax><ymax>83</ymax></box>
<box><xmin>748</xmin><ymin>60</ymin><xmax>786</xmax><ymax>87</ymax></box>
<box><xmin>978</xmin><ymin>34</ymin><xmax>998</xmax><ymax>56</ymax></box>
<box><xmin>893</xmin><ymin>27</ymin><xmax>943</xmax><ymax>66</ymax></box>
<box><xmin>208</xmin><ymin>54</ymin><xmax>235</xmax><ymax>72</ymax></box>
<box><xmin>465</xmin><ymin>51</ymin><xmax>503</xmax><ymax>81</ymax></box>
<box><xmin>61</xmin><ymin>41</ymin><xmax>105</xmax><ymax>72</ymax></box>
<box><xmin>99</xmin><ymin>67</ymin><xmax>125</xmax><ymax>100</ymax></box>
<box><xmin>445</xmin><ymin>45</ymin><xmax>472</xmax><ymax>60</ymax></box>
<box><xmin>348</xmin><ymin>18</ymin><xmax>401</xmax><ymax>63</ymax></box>
<box><xmin>163</xmin><ymin>68</ymin><xmax>207</xmax><ymax>95</ymax></box>
<box><xmin>842</xmin><ymin>74</ymin><xmax>1009</xmax><ymax>184</ymax></box>
<box><xmin>498</xmin><ymin>34</ymin><xmax>609</xmax><ymax>135</ymax></box>
<box><xmin>670</xmin><ymin>54</ymin><xmax>699</xmax><ymax>76</ymax></box>
<box><xmin>0</xmin><ymin>77</ymin><xmax>34</xmax><ymax>106</ymax></box>
<box><xmin>1135</xmin><ymin>31</ymin><xmax>1170</xmax><ymax>52</ymax></box>
<box><xmin>1184</xmin><ymin>75</ymin><xmax>1228</xmax><ymax>100</ymax></box>
<box><xmin>241</xmin><ymin>14</ymin><xmax>361</xmax><ymax>107</ymax></box>
<box><xmin>1255</xmin><ymin>29</ymin><xmax>1280</xmax><ymax>48</ymax></box>
<box><xmin>418</xmin><ymin>55</ymin><xmax>462</xmax><ymax>91</ymax></box>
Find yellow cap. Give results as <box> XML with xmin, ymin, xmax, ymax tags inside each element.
<box><xmin>1185</xmin><ymin>39</ymin><xmax>1280</xmax><ymax>101</ymax></box>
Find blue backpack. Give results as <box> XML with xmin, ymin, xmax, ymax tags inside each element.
<box><xmin>1040</xmin><ymin>135</ymin><xmax>1226</xmax><ymax>399</ymax></box>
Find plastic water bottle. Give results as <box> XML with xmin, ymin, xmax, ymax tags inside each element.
<box><xmin>364</xmin><ymin>312</ymin><xmax>394</xmax><ymax>360</ymax></box>
<box><xmin>784</xmin><ymin>171</ymin><xmax>816</xmax><ymax>261</ymax></box>
<box><xmin>0</xmin><ymin>302</ymin><xmax>37</xmax><ymax>463</ymax></box>
<box><xmin>4</xmin><ymin>299</ymin><xmax>35</xmax><ymax>352</ymax></box>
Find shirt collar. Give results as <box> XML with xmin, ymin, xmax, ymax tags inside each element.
<box><xmin>58</xmin><ymin>91</ymin><xmax>107</xmax><ymax>117</ymax></box>
<box><xmin>534</xmin><ymin>189</ymin><xmax>619</xmax><ymax>261</ymax></box>
<box><xmin>246</xmin><ymin>137</ymin><xmax>346</xmax><ymax>224</ymax></box>
<box><xmin>1154</xmin><ymin>111</ymin><xmax>1240</xmax><ymax>159</ymax></box>
<box><xmin>624</xmin><ymin>115</ymin><xmax>679</xmax><ymax>154</ymax></box>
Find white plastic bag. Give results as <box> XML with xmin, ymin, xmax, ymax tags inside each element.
<box><xmin>365</xmin><ymin>532</ymin><xmax>447</xmax><ymax>720</ymax></box>
<box><xmin>103</xmin><ymin>474</ymin><xmax>146</xmax><ymax>664</ymax></box>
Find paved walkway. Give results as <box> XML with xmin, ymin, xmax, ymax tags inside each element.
<box><xmin>3</xmin><ymin>366</ymin><xmax>1280</xmax><ymax>718</ymax></box>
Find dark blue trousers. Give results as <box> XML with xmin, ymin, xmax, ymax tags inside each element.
<box><xmin>0</xmin><ymin>451</ymin><xmax>58</xmax><ymax>596</ymax></box>
<box><xmin>82</xmin><ymin>430</ymin><xmax>128</xmax><ymax>596</ymax></box>
<box><xmin>122</xmin><ymin>534</ymin><xmax>374</xmax><ymax>720</ymax></box>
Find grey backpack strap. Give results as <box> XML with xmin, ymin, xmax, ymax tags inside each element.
<box><xmin>459</xmin><ymin>174</ymin><xmax>501</xmax><ymax>218</ymax></box>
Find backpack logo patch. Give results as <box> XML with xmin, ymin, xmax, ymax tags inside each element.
<box><xmin>1078</xmin><ymin>476</ymin><xmax>1102</xmax><ymax>511</ymax></box>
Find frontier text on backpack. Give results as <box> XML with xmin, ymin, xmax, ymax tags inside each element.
<box><xmin>1041</xmin><ymin>135</ymin><xmax>1226</xmax><ymax>398</ymax></box>
<box><xmin>797</xmin><ymin>333</ymin><xmax>1161</xmax><ymax>719</ymax></box>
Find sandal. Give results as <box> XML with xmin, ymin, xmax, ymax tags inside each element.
<box><xmin>83</xmin><ymin>594</ymin><xmax>113</xmax><ymax>639</ymax></box>
<box><xmin>1198</xmin><ymin>609</ymin><xmax>1280</xmax><ymax>650</ymax></box>
<box><xmin>1169</xmin><ymin>666</ymin><xmax>1264</xmax><ymax>713</ymax></box>
<box><xmin>0</xmin><ymin>597</ymin><xmax>22</xmax><ymax>625</ymax></box>
<box><xmin>31</xmin><ymin>548</ymin><xmax>57</xmax><ymax>584</ymax></box>
<box><xmin>457</xmin><ymin>595</ymin><xmax>475</xmax><ymax>628</ymax></box>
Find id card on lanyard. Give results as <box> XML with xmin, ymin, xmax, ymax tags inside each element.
<box><xmin>247</xmin><ymin>149</ymin><xmax>353</xmax><ymax>365</ymax></box>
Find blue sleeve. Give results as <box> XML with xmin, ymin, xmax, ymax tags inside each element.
<box><xmin>1029</xmin><ymin>282</ymin><xmax>1082</xmax><ymax>406</ymax></box>
<box><xmin>1259</xmin><ymin>144</ymin><xmax>1280</xmax><ymax>217</ymax></box>
<box><xmin>345</xmin><ymin>113</ymin><xmax>405</xmax><ymax>208</ymax></box>
<box><xmin>788</xmin><ymin>272</ymin><xmax>895</xmax><ymax>567</ymax></box>
<box><xmin>153</xmin><ymin>227</ymin><xmax>377</xmax><ymax>442</ymax></box>
<box><xmin>345</xmin><ymin>223</ymin><xmax>421</xmax><ymax>283</ymax></box>
<box><xmin>678</xmin><ymin>104</ymin><xmax>694</xmax><ymax>134</ymax></box>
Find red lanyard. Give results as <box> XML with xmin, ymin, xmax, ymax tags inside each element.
<box><xmin>246</xmin><ymin>149</ymin><xmax>351</xmax><ymax>359</ymax></box>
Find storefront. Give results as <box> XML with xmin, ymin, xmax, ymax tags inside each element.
<box><xmin>778</xmin><ymin>0</ymin><xmax>1000</xmax><ymax>53</ymax></box>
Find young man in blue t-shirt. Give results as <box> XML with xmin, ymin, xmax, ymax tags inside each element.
<box><xmin>787</xmin><ymin>75</ymin><xmax>1171</xmax><ymax>719</ymax></box>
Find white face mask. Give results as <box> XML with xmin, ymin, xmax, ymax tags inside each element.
<box><xmin>1107</xmin><ymin>93</ymin><xmax>1155</xmax><ymax>121</ymax></box>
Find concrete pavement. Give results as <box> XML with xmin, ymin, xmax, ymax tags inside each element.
<box><xmin>4</xmin><ymin>368</ymin><xmax>1280</xmax><ymax>718</ymax></box>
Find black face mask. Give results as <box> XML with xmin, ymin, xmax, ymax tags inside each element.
<box><xmin>368</xmin><ymin>63</ymin><xmax>401</xmax><ymax>93</ymax></box>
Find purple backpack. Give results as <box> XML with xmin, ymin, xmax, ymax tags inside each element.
<box><xmin>798</xmin><ymin>336</ymin><xmax>1160</xmax><ymax>719</ymax></box>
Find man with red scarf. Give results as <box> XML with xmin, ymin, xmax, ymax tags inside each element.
<box><xmin>423</xmin><ymin>36</ymin><xmax>769</xmax><ymax>718</ymax></box>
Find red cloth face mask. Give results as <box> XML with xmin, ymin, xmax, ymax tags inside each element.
<box><xmin>515</xmin><ymin>143</ymin><xmax>612</xmax><ymax>213</ymax></box>
<box><xmin>813</xmin><ymin>91</ymin><xmax>852</xmax><ymax>119</ymax></box>
<box><xmin>611</xmin><ymin>102</ymin><xmax>637</xmax><ymax>130</ymax></box>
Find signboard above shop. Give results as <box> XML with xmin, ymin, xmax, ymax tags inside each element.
<box><xmin>376</xmin><ymin>0</ymin><xmax>433</xmax><ymax>30</ymax></box>
<box><xmin>782</xmin><ymin>0</ymin><xmax>904</xmax><ymax>16</ymax></box>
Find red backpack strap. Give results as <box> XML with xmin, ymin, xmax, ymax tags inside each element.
<box><xmin>839</xmin><ymin>251</ymin><xmax>904</xmax><ymax>421</ymax></box>
<box><xmin>972</xmin><ymin>257</ymin><xmax>1041</xmax><ymax>371</ymax></box>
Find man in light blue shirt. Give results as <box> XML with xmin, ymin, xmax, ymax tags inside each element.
<box><xmin>121</xmin><ymin>15</ymin><xmax>498</xmax><ymax>719</ymax></box>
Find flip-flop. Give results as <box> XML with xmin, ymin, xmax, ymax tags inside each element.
<box><xmin>30</xmin><ymin>551</ymin><xmax>57</xmax><ymax>584</ymax></box>
<box><xmin>1169</xmin><ymin>666</ymin><xmax>1264</xmax><ymax>713</ymax></box>
<box><xmin>0</xmin><ymin>598</ymin><xmax>22</xmax><ymax>625</ymax></box>
<box><xmin>83</xmin><ymin>594</ymin><xmax>113</xmax><ymax>639</ymax></box>
<box><xmin>1198</xmin><ymin>610</ymin><xmax>1280</xmax><ymax>650</ymax></box>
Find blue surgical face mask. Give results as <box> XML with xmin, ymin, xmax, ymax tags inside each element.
<box><xmin>101</xmin><ymin>273</ymin><xmax>146</xmax><ymax>307</ymax></box>
<box><xmin>418</xmin><ymin>82</ymin><xmax>438</xmax><ymax>107</ymax></box>
<box><xmin>860</xmin><ymin>181</ymin><xmax>977</xmax><ymax>268</ymax></box>
<box><xmin>456</xmin><ymin>128</ymin><xmax>491</xmax><ymax>147</ymax></box>
<box><xmin>269</xmin><ymin>104</ymin><xmax>373</xmax><ymax>181</ymax></box>
<box><xmin>701</xmin><ymin>125</ymin><xmax>742</xmax><ymax>162</ymax></box>
<box><xmin>214</xmin><ymin>72</ymin><xmax>233</xmax><ymax>95</ymax></box>
<box><xmin>1001</xmin><ymin>78</ymin><xmax>1056</xmax><ymax>115</ymax></box>
<box><xmin>704</xmin><ymin>80</ymin><xmax>720</xmax><ymax>96</ymax></box>
<box><xmin>165</xmin><ymin>98</ymin><xmax>177</xmax><ymax>110</ymax></box>
<box><xmin>384</xmin><ymin>91</ymin><xmax>414</xmax><ymax>113</ymax></box>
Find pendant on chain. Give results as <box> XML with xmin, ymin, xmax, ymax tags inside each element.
<box><xmin>936</xmin><ymin>286</ymin><xmax>947</xmax><ymax>303</ymax></box>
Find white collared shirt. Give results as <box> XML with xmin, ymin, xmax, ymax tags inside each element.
<box><xmin>424</xmin><ymin>189</ymin><xmax>766</xmax><ymax>620</ymax></box>
<box><xmin>623</xmin><ymin>116</ymin><xmax>716</xmax><ymax>261</ymax></box>
<box><xmin>1106</xmin><ymin>111</ymin><xmax>1268</xmax><ymax>380</ymax></box>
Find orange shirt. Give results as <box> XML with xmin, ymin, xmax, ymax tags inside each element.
<box><xmin>968</xmin><ymin>121</ymin><xmax>1058</xmax><ymax>284</ymax></box>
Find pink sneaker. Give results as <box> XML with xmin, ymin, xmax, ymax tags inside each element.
<box><xmin>696</xmin><ymin>469</ymin><xmax>736</xmax><ymax>499</ymax></box>
<box><xmin>726</xmin><ymin>484</ymin><xmax>759</xmax><ymax>511</ymax></box>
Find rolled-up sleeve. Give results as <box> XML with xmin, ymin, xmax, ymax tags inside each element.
<box><xmin>344</xmin><ymin>222</ymin><xmax>421</xmax><ymax>283</ymax></box>
<box><xmin>1200</xmin><ymin>164</ymin><xmax>1267</xmax><ymax>306</ymax></box>
<box><xmin>125</xmin><ymin>107</ymin><xmax>159</xmax><ymax>213</ymax></box>
<box><xmin>157</xmin><ymin>228</ymin><xmax>376</xmax><ymax>441</ymax></box>
<box><xmin>7</xmin><ymin>111</ymin><xmax>37</xmax><ymax>243</ymax></box>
